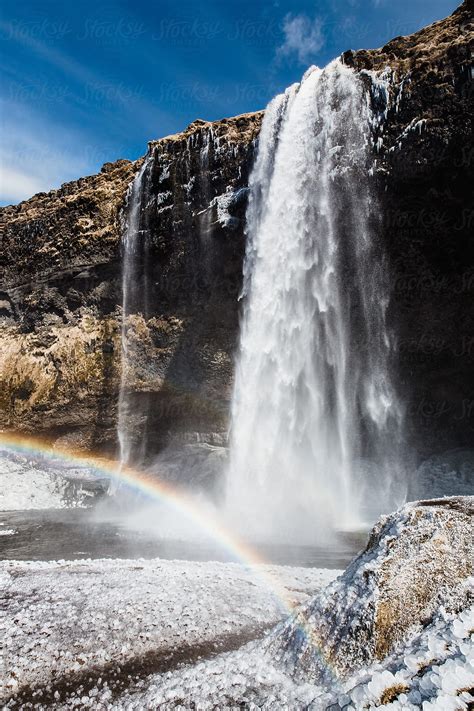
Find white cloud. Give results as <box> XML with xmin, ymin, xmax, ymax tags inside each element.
<box><xmin>276</xmin><ymin>13</ymin><xmax>325</xmax><ymax>64</ymax></box>
<box><xmin>0</xmin><ymin>99</ymin><xmax>105</xmax><ymax>205</ymax></box>
<box><xmin>0</xmin><ymin>166</ymin><xmax>46</xmax><ymax>204</ymax></box>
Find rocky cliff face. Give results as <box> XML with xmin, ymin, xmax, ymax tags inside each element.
<box><xmin>118</xmin><ymin>113</ymin><xmax>262</xmax><ymax>464</ymax></box>
<box><xmin>0</xmin><ymin>159</ymin><xmax>139</xmax><ymax>450</ymax></box>
<box><xmin>344</xmin><ymin>0</ymin><xmax>474</xmax><ymax>460</ymax></box>
<box><xmin>0</xmin><ymin>113</ymin><xmax>262</xmax><ymax>455</ymax></box>
<box><xmin>0</xmin><ymin>2</ymin><xmax>472</xmax><ymax>470</ymax></box>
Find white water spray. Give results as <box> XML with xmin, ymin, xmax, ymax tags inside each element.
<box><xmin>226</xmin><ymin>61</ymin><xmax>406</xmax><ymax>542</ymax></box>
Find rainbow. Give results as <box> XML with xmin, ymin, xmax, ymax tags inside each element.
<box><xmin>0</xmin><ymin>430</ymin><xmax>338</xmax><ymax>679</ymax></box>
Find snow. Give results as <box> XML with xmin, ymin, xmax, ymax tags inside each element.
<box><xmin>155</xmin><ymin>190</ymin><xmax>172</xmax><ymax>205</ymax></box>
<box><xmin>342</xmin><ymin>603</ymin><xmax>474</xmax><ymax>710</ymax></box>
<box><xmin>1</xmin><ymin>508</ymin><xmax>472</xmax><ymax>709</ymax></box>
<box><xmin>0</xmin><ymin>527</ymin><xmax>16</xmax><ymax>535</ymax></box>
<box><xmin>111</xmin><ymin>643</ymin><xmax>329</xmax><ymax>710</ymax></box>
<box><xmin>4</xmin><ymin>553</ymin><xmax>470</xmax><ymax>709</ymax></box>
<box><xmin>92</xmin><ymin>601</ymin><xmax>474</xmax><ymax>710</ymax></box>
<box><xmin>0</xmin><ymin>557</ymin><xmax>337</xmax><ymax>704</ymax></box>
<box><xmin>209</xmin><ymin>187</ymin><xmax>247</xmax><ymax>229</ymax></box>
<box><xmin>1</xmin><ymin>453</ymin><xmax>471</xmax><ymax>711</ymax></box>
<box><xmin>264</xmin><ymin>498</ymin><xmax>473</xmax><ymax>689</ymax></box>
<box><xmin>0</xmin><ymin>450</ymin><xmax>108</xmax><ymax>510</ymax></box>
<box><xmin>0</xmin><ymin>456</ymin><xmax>70</xmax><ymax>510</ymax></box>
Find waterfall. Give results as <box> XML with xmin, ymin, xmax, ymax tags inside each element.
<box><xmin>117</xmin><ymin>155</ymin><xmax>153</xmax><ymax>471</ymax></box>
<box><xmin>226</xmin><ymin>60</ymin><xmax>406</xmax><ymax>542</ymax></box>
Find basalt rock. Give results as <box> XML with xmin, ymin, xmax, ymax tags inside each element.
<box><xmin>344</xmin><ymin>0</ymin><xmax>474</xmax><ymax>457</ymax></box>
<box><xmin>0</xmin><ymin>113</ymin><xmax>262</xmax><ymax>455</ymax></box>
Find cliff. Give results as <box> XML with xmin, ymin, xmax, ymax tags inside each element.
<box><xmin>117</xmin><ymin>113</ymin><xmax>263</xmax><ymax>461</ymax></box>
<box><xmin>0</xmin><ymin>2</ymin><xmax>472</xmax><ymax>469</ymax></box>
<box><xmin>344</xmin><ymin>0</ymin><xmax>474</xmax><ymax>460</ymax></box>
<box><xmin>0</xmin><ymin>114</ymin><xmax>262</xmax><ymax>454</ymax></box>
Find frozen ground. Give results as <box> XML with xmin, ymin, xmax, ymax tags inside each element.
<box><xmin>338</xmin><ymin>603</ymin><xmax>474</xmax><ymax>710</ymax></box>
<box><xmin>0</xmin><ymin>526</ymin><xmax>16</xmax><ymax>536</ymax></box>
<box><xmin>0</xmin><ymin>456</ymin><xmax>71</xmax><ymax>510</ymax></box>
<box><xmin>1</xmin><ymin>451</ymin><xmax>472</xmax><ymax>709</ymax></box>
<box><xmin>0</xmin><ymin>452</ymin><xmax>108</xmax><ymax>511</ymax></box>
<box><xmin>109</xmin><ymin>601</ymin><xmax>474</xmax><ymax>710</ymax></box>
<box><xmin>3</xmin><ymin>555</ymin><xmax>471</xmax><ymax>709</ymax></box>
<box><xmin>0</xmin><ymin>557</ymin><xmax>338</xmax><ymax>707</ymax></box>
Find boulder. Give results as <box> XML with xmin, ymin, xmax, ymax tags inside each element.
<box><xmin>268</xmin><ymin>497</ymin><xmax>473</xmax><ymax>684</ymax></box>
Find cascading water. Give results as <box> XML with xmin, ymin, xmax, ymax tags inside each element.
<box><xmin>226</xmin><ymin>60</ymin><xmax>406</xmax><ymax>543</ymax></box>
<box><xmin>117</xmin><ymin>155</ymin><xmax>154</xmax><ymax>471</ymax></box>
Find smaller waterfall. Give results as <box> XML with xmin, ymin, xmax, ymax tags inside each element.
<box><xmin>196</xmin><ymin>131</ymin><xmax>214</xmax><ymax>282</ymax></box>
<box><xmin>117</xmin><ymin>155</ymin><xmax>153</xmax><ymax>470</ymax></box>
<box><xmin>226</xmin><ymin>61</ymin><xmax>406</xmax><ymax>543</ymax></box>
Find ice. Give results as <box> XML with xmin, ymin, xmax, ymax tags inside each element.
<box><xmin>5</xmin><ymin>551</ymin><xmax>470</xmax><ymax>710</ymax></box>
<box><xmin>340</xmin><ymin>605</ymin><xmax>474</xmax><ymax>711</ymax></box>
<box><xmin>107</xmin><ymin>604</ymin><xmax>473</xmax><ymax>710</ymax></box>
<box><xmin>0</xmin><ymin>451</ymin><xmax>107</xmax><ymax>510</ymax></box>
<box><xmin>0</xmin><ymin>557</ymin><xmax>337</xmax><ymax>705</ymax></box>
<box><xmin>0</xmin><ymin>456</ymin><xmax>72</xmax><ymax>510</ymax></box>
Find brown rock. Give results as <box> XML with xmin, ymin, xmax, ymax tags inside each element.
<box><xmin>268</xmin><ymin>497</ymin><xmax>473</xmax><ymax>682</ymax></box>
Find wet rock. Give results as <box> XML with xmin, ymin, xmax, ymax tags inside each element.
<box><xmin>150</xmin><ymin>441</ymin><xmax>228</xmax><ymax>492</ymax></box>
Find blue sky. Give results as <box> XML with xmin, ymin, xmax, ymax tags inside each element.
<box><xmin>0</xmin><ymin>0</ymin><xmax>459</xmax><ymax>205</ymax></box>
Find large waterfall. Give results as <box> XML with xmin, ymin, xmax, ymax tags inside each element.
<box><xmin>226</xmin><ymin>60</ymin><xmax>406</xmax><ymax>542</ymax></box>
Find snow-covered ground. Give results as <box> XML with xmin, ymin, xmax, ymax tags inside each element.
<box><xmin>0</xmin><ymin>456</ymin><xmax>70</xmax><ymax>510</ymax></box>
<box><xmin>3</xmin><ymin>555</ymin><xmax>470</xmax><ymax>710</ymax></box>
<box><xmin>0</xmin><ymin>452</ymin><xmax>108</xmax><ymax>510</ymax></box>
<box><xmin>339</xmin><ymin>604</ymin><xmax>474</xmax><ymax>711</ymax></box>
<box><xmin>109</xmin><ymin>602</ymin><xmax>474</xmax><ymax>710</ymax></box>
<box><xmin>0</xmin><ymin>557</ymin><xmax>338</xmax><ymax>706</ymax></box>
<box><xmin>1</xmin><ymin>449</ymin><xmax>472</xmax><ymax>710</ymax></box>
<box><xmin>0</xmin><ymin>526</ymin><xmax>16</xmax><ymax>536</ymax></box>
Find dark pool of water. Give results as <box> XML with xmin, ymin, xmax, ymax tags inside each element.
<box><xmin>0</xmin><ymin>508</ymin><xmax>367</xmax><ymax>568</ymax></box>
